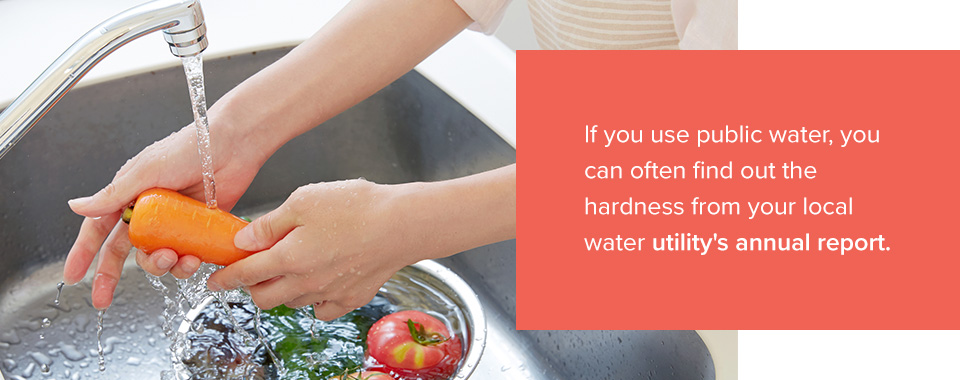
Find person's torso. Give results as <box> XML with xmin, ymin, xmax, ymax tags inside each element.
<box><xmin>527</xmin><ymin>0</ymin><xmax>680</xmax><ymax>49</ymax></box>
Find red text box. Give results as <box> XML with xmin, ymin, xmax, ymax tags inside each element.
<box><xmin>517</xmin><ymin>51</ymin><xmax>960</xmax><ymax>329</ymax></box>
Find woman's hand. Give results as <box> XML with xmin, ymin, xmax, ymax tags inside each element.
<box><xmin>207</xmin><ymin>180</ymin><xmax>414</xmax><ymax>320</ymax></box>
<box><xmin>64</xmin><ymin>112</ymin><xmax>270</xmax><ymax>310</ymax></box>
<box><xmin>207</xmin><ymin>165</ymin><xmax>516</xmax><ymax>320</ymax></box>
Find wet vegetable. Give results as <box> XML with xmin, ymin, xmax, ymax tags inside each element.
<box><xmin>185</xmin><ymin>299</ymin><xmax>393</xmax><ymax>380</ymax></box>
<box><xmin>366</xmin><ymin>310</ymin><xmax>461</xmax><ymax>380</ymax></box>
<box><xmin>263</xmin><ymin>302</ymin><xmax>391</xmax><ymax>379</ymax></box>
<box><xmin>123</xmin><ymin>188</ymin><xmax>252</xmax><ymax>265</ymax></box>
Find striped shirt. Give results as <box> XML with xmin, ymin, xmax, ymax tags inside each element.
<box><xmin>455</xmin><ymin>0</ymin><xmax>736</xmax><ymax>50</ymax></box>
<box><xmin>527</xmin><ymin>0</ymin><xmax>679</xmax><ymax>49</ymax></box>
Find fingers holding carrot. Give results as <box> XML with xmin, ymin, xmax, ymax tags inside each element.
<box><xmin>63</xmin><ymin>128</ymin><xmax>199</xmax><ymax>308</ymax></box>
<box><xmin>207</xmin><ymin>180</ymin><xmax>413</xmax><ymax>320</ymax></box>
<box><xmin>135</xmin><ymin>248</ymin><xmax>201</xmax><ymax>279</ymax></box>
<box><xmin>63</xmin><ymin>123</ymin><xmax>269</xmax><ymax>309</ymax></box>
<box><xmin>89</xmin><ymin>221</ymin><xmax>132</xmax><ymax>309</ymax></box>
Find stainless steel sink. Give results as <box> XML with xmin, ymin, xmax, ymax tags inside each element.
<box><xmin>0</xmin><ymin>46</ymin><xmax>715</xmax><ymax>379</ymax></box>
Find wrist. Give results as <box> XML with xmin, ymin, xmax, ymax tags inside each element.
<box><xmin>383</xmin><ymin>166</ymin><xmax>516</xmax><ymax>263</ymax></box>
<box><xmin>381</xmin><ymin>181</ymin><xmax>441</xmax><ymax>264</ymax></box>
<box><xmin>207</xmin><ymin>91</ymin><xmax>282</xmax><ymax>167</ymax></box>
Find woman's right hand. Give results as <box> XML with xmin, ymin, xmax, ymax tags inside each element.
<box><xmin>64</xmin><ymin>110</ymin><xmax>270</xmax><ymax>310</ymax></box>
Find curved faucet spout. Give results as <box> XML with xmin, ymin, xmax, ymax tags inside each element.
<box><xmin>0</xmin><ymin>0</ymin><xmax>208</xmax><ymax>160</ymax></box>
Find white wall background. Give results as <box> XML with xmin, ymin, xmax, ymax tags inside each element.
<box><xmin>740</xmin><ymin>0</ymin><xmax>960</xmax><ymax>49</ymax></box>
<box><xmin>739</xmin><ymin>1</ymin><xmax>960</xmax><ymax>379</ymax></box>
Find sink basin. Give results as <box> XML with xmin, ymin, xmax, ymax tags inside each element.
<box><xmin>0</xmin><ymin>46</ymin><xmax>715</xmax><ymax>379</ymax></box>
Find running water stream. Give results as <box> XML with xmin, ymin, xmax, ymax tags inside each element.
<box><xmin>182</xmin><ymin>53</ymin><xmax>255</xmax><ymax>346</ymax></box>
<box><xmin>181</xmin><ymin>55</ymin><xmax>218</xmax><ymax>209</ymax></box>
<box><xmin>96</xmin><ymin>310</ymin><xmax>106</xmax><ymax>371</ymax></box>
<box><xmin>179</xmin><ymin>54</ymin><xmax>286</xmax><ymax>377</ymax></box>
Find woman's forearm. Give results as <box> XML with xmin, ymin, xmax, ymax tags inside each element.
<box><xmin>391</xmin><ymin>164</ymin><xmax>517</xmax><ymax>263</ymax></box>
<box><xmin>213</xmin><ymin>0</ymin><xmax>473</xmax><ymax>157</ymax></box>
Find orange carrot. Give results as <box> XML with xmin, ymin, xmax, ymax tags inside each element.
<box><xmin>122</xmin><ymin>188</ymin><xmax>252</xmax><ymax>266</ymax></box>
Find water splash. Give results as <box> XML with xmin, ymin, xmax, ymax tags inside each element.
<box><xmin>213</xmin><ymin>291</ymin><xmax>256</xmax><ymax>346</ymax></box>
<box><xmin>146</xmin><ymin>265</ymin><xmax>219</xmax><ymax>367</ymax></box>
<box><xmin>181</xmin><ymin>55</ymin><xmax>217</xmax><ymax>209</ymax></box>
<box><xmin>147</xmin><ymin>261</ymin><xmax>292</xmax><ymax>378</ymax></box>
<box><xmin>254</xmin><ymin>308</ymin><xmax>285</xmax><ymax>377</ymax></box>
<box><xmin>146</xmin><ymin>273</ymin><xmax>192</xmax><ymax>380</ymax></box>
<box><xmin>300</xmin><ymin>307</ymin><xmax>318</xmax><ymax>339</ymax></box>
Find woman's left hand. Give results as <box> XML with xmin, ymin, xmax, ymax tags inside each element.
<box><xmin>206</xmin><ymin>179</ymin><xmax>419</xmax><ymax>320</ymax></box>
<box><xmin>207</xmin><ymin>165</ymin><xmax>516</xmax><ymax>320</ymax></box>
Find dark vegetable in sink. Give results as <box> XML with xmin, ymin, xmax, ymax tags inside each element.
<box><xmin>184</xmin><ymin>297</ymin><xmax>394</xmax><ymax>379</ymax></box>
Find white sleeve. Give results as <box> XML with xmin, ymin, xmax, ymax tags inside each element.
<box><xmin>454</xmin><ymin>0</ymin><xmax>512</xmax><ymax>34</ymax></box>
<box><xmin>671</xmin><ymin>0</ymin><xmax>738</xmax><ymax>49</ymax></box>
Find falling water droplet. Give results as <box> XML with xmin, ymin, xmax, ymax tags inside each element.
<box><xmin>213</xmin><ymin>291</ymin><xmax>254</xmax><ymax>345</ymax></box>
<box><xmin>253</xmin><ymin>308</ymin><xmax>285</xmax><ymax>376</ymax></box>
<box><xmin>54</xmin><ymin>281</ymin><xmax>65</xmax><ymax>306</ymax></box>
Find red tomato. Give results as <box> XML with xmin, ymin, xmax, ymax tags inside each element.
<box><xmin>328</xmin><ymin>371</ymin><xmax>393</xmax><ymax>380</ymax></box>
<box><xmin>366</xmin><ymin>310</ymin><xmax>462</xmax><ymax>380</ymax></box>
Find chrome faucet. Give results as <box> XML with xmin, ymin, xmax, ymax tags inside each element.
<box><xmin>0</xmin><ymin>0</ymin><xmax>208</xmax><ymax>160</ymax></box>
